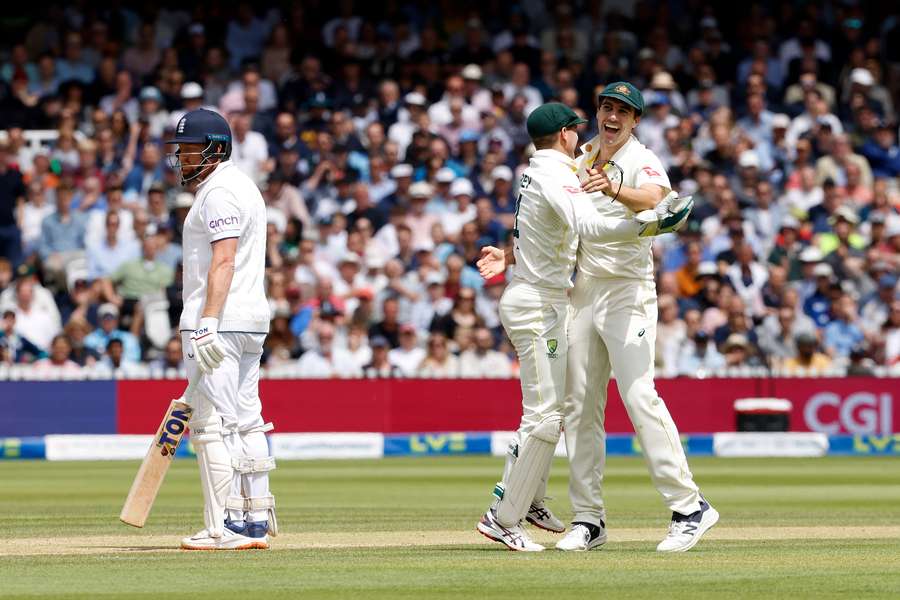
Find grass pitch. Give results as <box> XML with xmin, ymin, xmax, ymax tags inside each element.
<box><xmin>1</xmin><ymin>456</ymin><xmax>899</xmax><ymax>598</ymax></box>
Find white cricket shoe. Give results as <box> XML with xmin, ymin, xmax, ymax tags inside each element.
<box><xmin>555</xmin><ymin>522</ymin><xmax>607</xmax><ymax>551</ymax></box>
<box><xmin>525</xmin><ymin>501</ymin><xmax>566</xmax><ymax>533</ymax></box>
<box><xmin>656</xmin><ymin>498</ymin><xmax>719</xmax><ymax>553</ymax></box>
<box><xmin>476</xmin><ymin>509</ymin><xmax>544</xmax><ymax>552</ymax></box>
<box><xmin>181</xmin><ymin>526</ymin><xmax>263</xmax><ymax>551</ymax></box>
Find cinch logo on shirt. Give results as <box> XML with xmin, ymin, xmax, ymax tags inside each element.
<box><xmin>209</xmin><ymin>216</ymin><xmax>240</xmax><ymax>229</ymax></box>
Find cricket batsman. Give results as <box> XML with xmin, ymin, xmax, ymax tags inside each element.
<box><xmin>555</xmin><ymin>82</ymin><xmax>718</xmax><ymax>553</ymax></box>
<box><xmin>475</xmin><ymin>102</ymin><xmax>693</xmax><ymax>551</ymax></box>
<box><xmin>166</xmin><ymin>109</ymin><xmax>276</xmax><ymax>550</ymax></box>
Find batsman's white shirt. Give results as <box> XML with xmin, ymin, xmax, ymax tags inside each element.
<box><xmin>180</xmin><ymin>160</ymin><xmax>271</xmax><ymax>333</ymax></box>
<box><xmin>574</xmin><ymin>134</ymin><xmax>670</xmax><ymax>281</ymax></box>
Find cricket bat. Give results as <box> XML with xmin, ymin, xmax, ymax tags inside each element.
<box><xmin>120</xmin><ymin>390</ymin><xmax>194</xmax><ymax>527</ymax></box>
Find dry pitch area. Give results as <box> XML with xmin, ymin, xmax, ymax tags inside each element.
<box><xmin>1</xmin><ymin>456</ymin><xmax>899</xmax><ymax>598</ymax></box>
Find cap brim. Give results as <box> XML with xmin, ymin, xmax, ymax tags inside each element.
<box><xmin>597</xmin><ymin>92</ymin><xmax>642</xmax><ymax>114</ymax></box>
<box><xmin>164</xmin><ymin>137</ymin><xmax>207</xmax><ymax>145</ymax></box>
<box><xmin>566</xmin><ymin>117</ymin><xmax>589</xmax><ymax>127</ymax></box>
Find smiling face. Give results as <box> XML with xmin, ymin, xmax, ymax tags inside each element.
<box><xmin>596</xmin><ymin>97</ymin><xmax>640</xmax><ymax>148</ymax></box>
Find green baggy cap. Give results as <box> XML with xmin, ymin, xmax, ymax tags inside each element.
<box><xmin>526</xmin><ymin>102</ymin><xmax>589</xmax><ymax>139</ymax></box>
<box><xmin>597</xmin><ymin>81</ymin><xmax>644</xmax><ymax>115</ymax></box>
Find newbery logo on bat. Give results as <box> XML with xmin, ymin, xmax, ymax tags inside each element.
<box><xmin>156</xmin><ymin>406</ymin><xmax>192</xmax><ymax>457</ymax></box>
<box><xmin>209</xmin><ymin>216</ymin><xmax>239</xmax><ymax>229</ymax></box>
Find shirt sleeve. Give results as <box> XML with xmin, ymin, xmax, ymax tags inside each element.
<box><xmin>201</xmin><ymin>187</ymin><xmax>246</xmax><ymax>243</ymax></box>
<box><xmin>540</xmin><ymin>174</ymin><xmax>639</xmax><ymax>243</ymax></box>
<box><xmin>633</xmin><ymin>150</ymin><xmax>672</xmax><ymax>193</ymax></box>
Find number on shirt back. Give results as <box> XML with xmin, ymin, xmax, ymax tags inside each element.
<box><xmin>513</xmin><ymin>174</ymin><xmax>531</xmax><ymax>239</ymax></box>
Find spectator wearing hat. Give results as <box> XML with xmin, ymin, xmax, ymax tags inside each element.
<box><xmin>405</xmin><ymin>182</ymin><xmax>439</xmax><ymax>250</ymax></box>
<box><xmin>858</xmin><ymin>120</ymin><xmax>900</xmax><ymax>179</ymax></box>
<box><xmin>488</xmin><ymin>165</ymin><xmax>516</xmax><ymax>226</ymax></box>
<box><xmin>721</xmin><ymin>333</ymin><xmax>760</xmax><ymax>370</ymax></box>
<box><xmin>362</xmin><ymin>335</ymin><xmax>402</xmax><ymax>378</ymax></box>
<box><xmin>841</xmin><ymin>68</ymin><xmax>895</xmax><ymax>124</ymax></box>
<box><xmin>803</xmin><ymin>262</ymin><xmax>836</xmax><ymax>328</ymax></box>
<box><xmin>815</xmin><ymin>133</ymin><xmax>873</xmax><ymax>189</ymax></box>
<box><xmin>388</xmin><ymin>323</ymin><xmax>426</xmax><ymax>376</ymax></box>
<box><xmin>62</xmin><ymin>315</ymin><xmax>100</xmax><ymax>367</ymax></box>
<box><xmin>83</xmin><ymin>302</ymin><xmax>140</xmax><ymax>363</ymax></box>
<box><xmin>410</xmin><ymin>273</ymin><xmax>452</xmax><ymax>333</ymax></box>
<box><xmin>440</xmin><ymin>179</ymin><xmax>477</xmax><ymax>243</ymax></box>
<box><xmin>781</xmin><ymin>331</ymin><xmax>833</xmax><ymax>375</ymax></box>
<box><xmin>676</xmin><ymin>330</ymin><xmax>725</xmax><ymax>376</ymax></box>
<box><xmin>819</xmin><ymin>206</ymin><xmax>866</xmax><ymax>278</ymax></box>
<box><xmin>137</xmin><ymin>87</ymin><xmax>169</xmax><ymax>139</ymax></box>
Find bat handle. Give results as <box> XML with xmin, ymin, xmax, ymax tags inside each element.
<box><xmin>180</xmin><ymin>377</ymin><xmax>198</xmax><ymax>404</ymax></box>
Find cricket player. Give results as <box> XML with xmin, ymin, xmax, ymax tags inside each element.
<box><xmin>475</xmin><ymin>103</ymin><xmax>693</xmax><ymax>551</ymax></box>
<box><xmin>555</xmin><ymin>82</ymin><xmax>718</xmax><ymax>553</ymax></box>
<box><xmin>166</xmin><ymin>109</ymin><xmax>277</xmax><ymax>550</ymax></box>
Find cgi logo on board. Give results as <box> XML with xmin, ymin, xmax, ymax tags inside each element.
<box><xmin>804</xmin><ymin>392</ymin><xmax>894</xmax><ymax>435</ymax></box>
<box><xmin>209</xmin><ymin>216</ymin><xmax>239</xmax><ymax>229</ymax></box>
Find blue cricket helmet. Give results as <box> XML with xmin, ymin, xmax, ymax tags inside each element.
<box><xmin>167</xmin><ymin>108</ymin><xmax>232</xmax><ymax>156</ymax></box>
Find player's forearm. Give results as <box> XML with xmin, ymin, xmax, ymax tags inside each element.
<box><xmin>614</xmin><ymin>185</ymin><xmax>663</xmax><ymax>212</ymax></box>
<box><xmin>575</xmin><ymin>214</ymin><xmax>640</xmax><ymax>242</ymax></box>
<box><xmin>202</xmin><ymin>258</ymin><xmax>235</xmax><ymax>319</ymax></box>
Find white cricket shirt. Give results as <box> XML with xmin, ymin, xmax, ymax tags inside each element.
<box><xmin>512</xmin><ymin>149</ymin><xmax>616</xmax><ymax>290</ymax></box>
<box><xmin>574</xmin><ymin>135</ymin><xmax>671</xmax><ymax>281</ymax></box>
<box><xmin>180</xmin><ymin>160</ymin><xmax>271</xmax><ymax>333</ymax></box>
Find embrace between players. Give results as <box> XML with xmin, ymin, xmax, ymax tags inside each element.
<box><xmin>475</xmin><ymin>82</ymin><xmax>719</xmax><ymax>552</ymax></box>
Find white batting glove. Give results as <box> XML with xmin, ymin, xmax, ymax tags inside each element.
<box><xmin>190</xmin><ymin>317</ymin><xmax>225</xmax><ymax>374</ymax></box>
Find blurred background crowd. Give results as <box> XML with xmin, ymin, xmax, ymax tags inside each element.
<box><xmin>0</xmin><ymin>1</ymin><xmax>899</xmax><ymax>379</ymax></box>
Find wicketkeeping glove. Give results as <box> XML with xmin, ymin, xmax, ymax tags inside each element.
<box><xmin>190</xmin><ymin>317</ymin><xmax>225</xmax><ymax>374</ymax></box>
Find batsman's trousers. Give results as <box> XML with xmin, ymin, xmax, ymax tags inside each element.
<box><xmin>564</xmin><ymin>272</ymin><xmax>700</xmax><ymax>527</ymax></box>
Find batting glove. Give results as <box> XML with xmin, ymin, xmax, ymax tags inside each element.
<box><xmin>191</xmin><ymin>317</ymin><xmax>225</xmax><ymax>374</ymax></box>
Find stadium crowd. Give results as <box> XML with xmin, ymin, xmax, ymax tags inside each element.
<box><xmin>0</xmin><ymin>1</ymin><xmax>899</xmax><ymax>380</ymax></box>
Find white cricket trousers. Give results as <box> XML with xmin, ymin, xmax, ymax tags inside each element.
<box><xmin>564</xmin><ymin>273</ymin><xmax>700</xmax><ymax>527</ymax></box>
<box><xmin>499</xmin><ymin>280</ymin><xmax>570</xmax><ymax>440</ymax></box>
<box><xmin>181</xmin><ymin>331</ymin><xmax>267</xmax><ymax>433</ymax></box>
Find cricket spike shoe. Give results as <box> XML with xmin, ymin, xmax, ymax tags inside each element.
<box><xmin>181</xmin><ymin>521</ymin><xmax>263</xmax><ymax>551</ymax></box>
<box><xmin>476</xmin><ymin>509</ymin><xmax>544</xmax><ymax>551</ymax></box>
<box><xmin>525</xmin><ymin>500</ymin><xmax>566</xmax><ymax>533</ymax></box>
<box><xmin>555</xmin><ymin>521</ymin><xmax>608</xmax><ymax>551</ymax></box>
<box><xmin>656</xmin><ymin>497</ymin><xmax>719</xmax><ymax>552</ymax></box>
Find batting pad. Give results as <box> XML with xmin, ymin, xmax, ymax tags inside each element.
<box><xmin>191</xmin><ymin>416</ymin><xmax>232</xmax><ymax>538</ymax></box>
<box><xmin>496</xmin><ymin>415</ymin><xmax>562</xmax><ymax>527</ymax></box>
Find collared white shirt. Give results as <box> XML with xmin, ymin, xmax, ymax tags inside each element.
<box><xmin>573</xmin><ymin>135</ymin><xmax>671</xmax><ymax>281</ymax></box>
<box><xmin>180</xmin><ymin>160</ymin><xmax>270</xmax><ymax>333</ymax></box>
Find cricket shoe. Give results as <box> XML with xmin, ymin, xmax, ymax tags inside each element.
<box><xmin>525</xmin><ymin>501</ymin><xmax>566</xmax><ymax>533</ymax></box>
<box><xmin>180</xmin><ymin>522</ymin><xmax>263</xmax><ymax>551</ymax></box>
<box><xmin>637</xmin><ymin>194</ymin><xmax>694</xmax><ymax>237</ymax></box>
<box><xmin>555</xmin><ymin>521</ymin><xmax>607</xmax><ymax>551</ymax></box>
<box><xmin>476</xmin><ymin>509</ymin><xmax>544</xmax><ymax>551</ymax></box>
<box><xmin>656</xmin><ymin>497</ymin><xmax>719</xmax><ymax>553</ymax></box>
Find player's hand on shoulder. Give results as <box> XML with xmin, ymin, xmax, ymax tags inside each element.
<box><xmin>190</xmin><ymin>317</ymin><xmax>226</xmax><ymax>374</ymax></box>
<box><xmin>477</xmin><ymin>246</ymin><xmax>505</xmax><ymax>279</ymax></box>
<box><xmin>580</xmin><ymin>167</ymin><xmax>612</xmax><ymax>195</ymax></box>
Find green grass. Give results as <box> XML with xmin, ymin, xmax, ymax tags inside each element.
<box><xmin>2</xmin><ymin>456</ymin><xmax>900</xmax><ymax>598</ymax></box>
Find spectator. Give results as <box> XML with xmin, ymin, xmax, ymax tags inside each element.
<box><xmin>656</xmin><ymin>294</ymin><xmax>686</xmax><ymax>378</ymax></box>
<box><xmin>87</xmin><ymin>211</ymin><xmax>139</xmax><ymax>280</ymax></box>
<box><xmin>721</xmin><ymin>334</ymin><xmax>759</xmax><ymax>370</ymax></box>
<box><xmin>883</xmin><ymin>300</ymin><xmax>900</xmax><ymax>370</ymax></box>
<box><xmin>296</xmin><ymin>322</ymin><xmax>360</xmax><ymax>378</ymax></box>
<box><xmin>63</xmin><ymin>316</ymin><xmax>99</xmax><ymax>367</ymax></box>
<box><xmin>83</xmin><ymin>303</ymin><xmax>141</xmax><ymax>363</ymax></box>
<box><xmin>362</xmin><ymin>335</ymin><xmax>401</xmax><ymax>378</ymax></box>
<box><xmin>0</xmin><ymin>308</ymin><xmax>43</xmax><ymax>363</ymax></box>
<box><xmin>96</xmin><ymin>337</ymin><xmax>144</xmax><ymax>377</ymax></box>
<box><xmin>100</xmin><ymin>235</ymin><xmax>175</xmax><ymax>329</ymax></box>
<box><xmin>1</xmin><ymin>275</ymin><xmax>61</xmax><ymax>351</ymax></box>
<box><xmin>823</xmin><ymin>294</ymin><xmax>865</xmax><ymax>359</ymax></box>
<box><xmin>782</xmin><ymin>332</ymin><xmax>833</xmax><ymax>375</ymax></box>
<box><xmin>757</xmin><ymin>304</ymin><xmax>818</xmax><ymax>366</ymax></box>
<box><xmin>417</xmin><ymin>332</ymin><xmax>460</xmax><ymax>378</ymax></box>
<box><xmin>458</xmin><ymin>326</ymin><xmax>512</xmax><ymax>378</ymax></box>
<box><xmin>0</xmin><ymin>144</ymin><xmax>26</xmax><ymax>266</ymax></box>
<box><xmin>38</xmin><ymin>183</ymin><xmax>87</xmax><ymax>289</ymax></box>
<box><xmin>388</xmin><ymin>324</ymin><xmax>426</xmax><ymax>376</ymax></box>
<box><xmin>29</xmin><ymin>334</ymin><xmax>82</xmax><ymax>378</ymax></box>
<box><xmin>149</xmin><ymin>336</ymin><xmax>184</xmax><ymax>374</ymax></box>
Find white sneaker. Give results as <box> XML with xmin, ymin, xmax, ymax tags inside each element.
<box><xmin>181</xmin><ymin>526</ymin><xmax>261</xmax><ymax>551</ymax></box>
<box><xmin>476</xmin><ymin>509</ymin><xmax>544</xmax><ymax>552</ymax></box>
<box><xmin>525</xmin><ymin>501</ymin><xmax>566</xmax><ymax>533</ymax></box>
<box><xmin>656</xmin><ymin>498</ymin><xmax>719</xmax><ymax>552</ymax></box>
<box><xmin>555</xmin><ymin>522</ymin><xmax>607</xmax><ymax>551</ymax></box>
